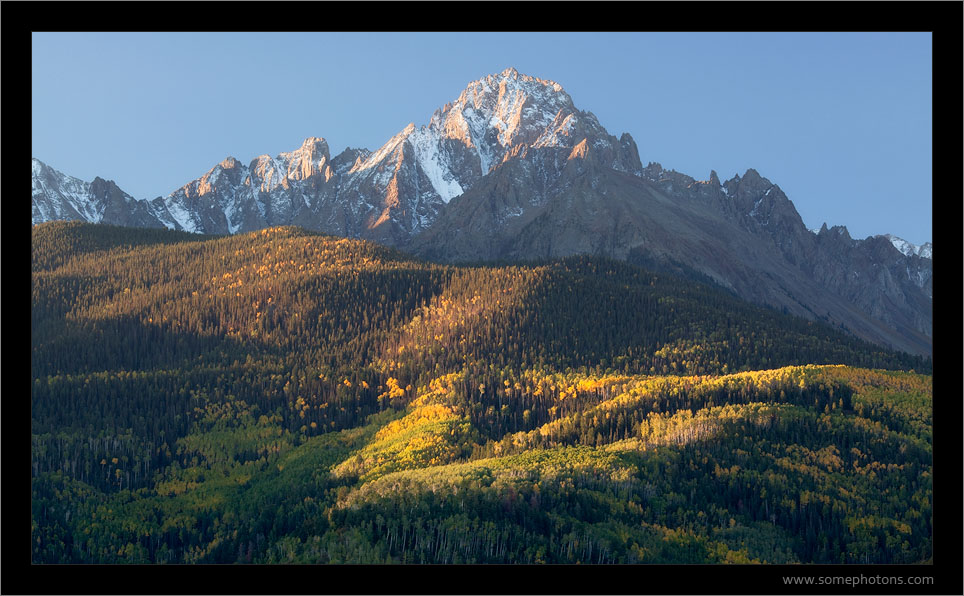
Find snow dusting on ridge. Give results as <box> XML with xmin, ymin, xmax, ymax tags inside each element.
<box><xmin>883</xmin><ymin>234</ymin><xmax>932</xmax><ymax>259</ymax></box>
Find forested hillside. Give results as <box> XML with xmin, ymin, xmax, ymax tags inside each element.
<box><xmin>31</xmin><ymin>222</ymin><xmax>932</xmax><ymax>564</ymax></box>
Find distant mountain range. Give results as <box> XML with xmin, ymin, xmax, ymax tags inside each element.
<box><xmin>31</xmin><ymin>67</ymin><xmax>932</xmax><ymax>355</ymax></box>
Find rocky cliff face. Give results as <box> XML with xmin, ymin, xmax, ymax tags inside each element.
<box><xmin>628</xmin><ymin>164</ymin><xmax>933</xmax><ymax>355</ymax></box>
<box><xmin>31</xmin><ymin>68</ymin><xmax>932</xmax><ymax>355</ymax></box>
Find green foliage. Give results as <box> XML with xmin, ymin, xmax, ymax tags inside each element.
<box><xmin>31</xmin><ymin>223</ymin><xmax>932</xmax><ymax>564</ymax></box>
<box><xmin>332</xmin><ymin>403</ymin><xmax>478</xmax><ymax>482</ymax></box>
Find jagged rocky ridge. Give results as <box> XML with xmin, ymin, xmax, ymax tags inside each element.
<box><xmin>31</xmin><ymin>68</ymin><xmax>932</xmax><ymax>355</ymax></box>
<box><xmin>32</xmin><ymin>159</ymin><xmax>165</xmax><ymax>229</ymax></box>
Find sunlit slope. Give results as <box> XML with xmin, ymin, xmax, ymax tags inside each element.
<box><xmin>380</xmin><ymin>256</ymin><xmax>928</xmax><ymax>377</ymax></box>
<box><xmin>305</xmin><ymin>365</ymin><xmax>933</xmax><ymax>564</ymax></box>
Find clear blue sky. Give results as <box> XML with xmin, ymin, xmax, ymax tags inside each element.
<box><xmin>32</xmin><ymin>32</ymin><xmax>932</xmax><ymax>245</ymax></box>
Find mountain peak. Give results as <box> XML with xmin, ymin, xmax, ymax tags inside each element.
<box><xmin>290</xmin><ymin>137</ymin><xmax>330</xmax><ymax>157</ymax></box>
<box><xmin>824</xmin><ymin>224</ymin><xmax>852</xmax><ymax>241</ymax></box>
<box><xmin>436</xmin><ymin>68</ymin><xmax>582</xmax><ymax>158</ymax></box>
<box><xmin>742</xmin><ymin>168</ymin><xmax>764</xmax><ymax>183</ymax></box>
<box><xmin>491</xmin><ymin>67</ymin><xmax>564</xmax><ymax>92</ymax></box>
<box><xmin>220</xmin><ymin>156</ymin><xmax>241</xmax><ymax>169</ymax></box>
<box><xmin>456</xmin><ymin>68</ymin><xmax>571</xmax><ymax>114</ymax></box>
<box><xmin>882</xmin><ymin>234</ymin><xmax>932</xmax><ymax>259</ymax></box>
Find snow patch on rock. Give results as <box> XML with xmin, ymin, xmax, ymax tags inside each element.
<box><xmin>409</xmin><ymin>127</ymin><xmax>464</xmax><ymax>203</ymax></box>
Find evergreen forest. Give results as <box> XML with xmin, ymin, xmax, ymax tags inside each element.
<box><xmin>31</xmin><ymin>221</ymin><xmax>933</xmax><ymax>565</ymax></box>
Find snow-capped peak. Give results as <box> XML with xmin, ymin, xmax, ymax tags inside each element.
<box><xmin>31</xmin><ymin>158</ymin><xmax>102</xmax><ymax>224</ymax></box>
<box><xmin>883</xmin><ymin>234</ymin><xmax>932</xmax><ymax>259</ymax></box>
<box><xmin>445</xmin><ymin>67</ymin><xmax>578</xmax><ymax>151</ymax></box>
<box><xmin>346</xmin><ymin>68</ymin><xmax>595</xmax><ymax>209</ymax></box>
